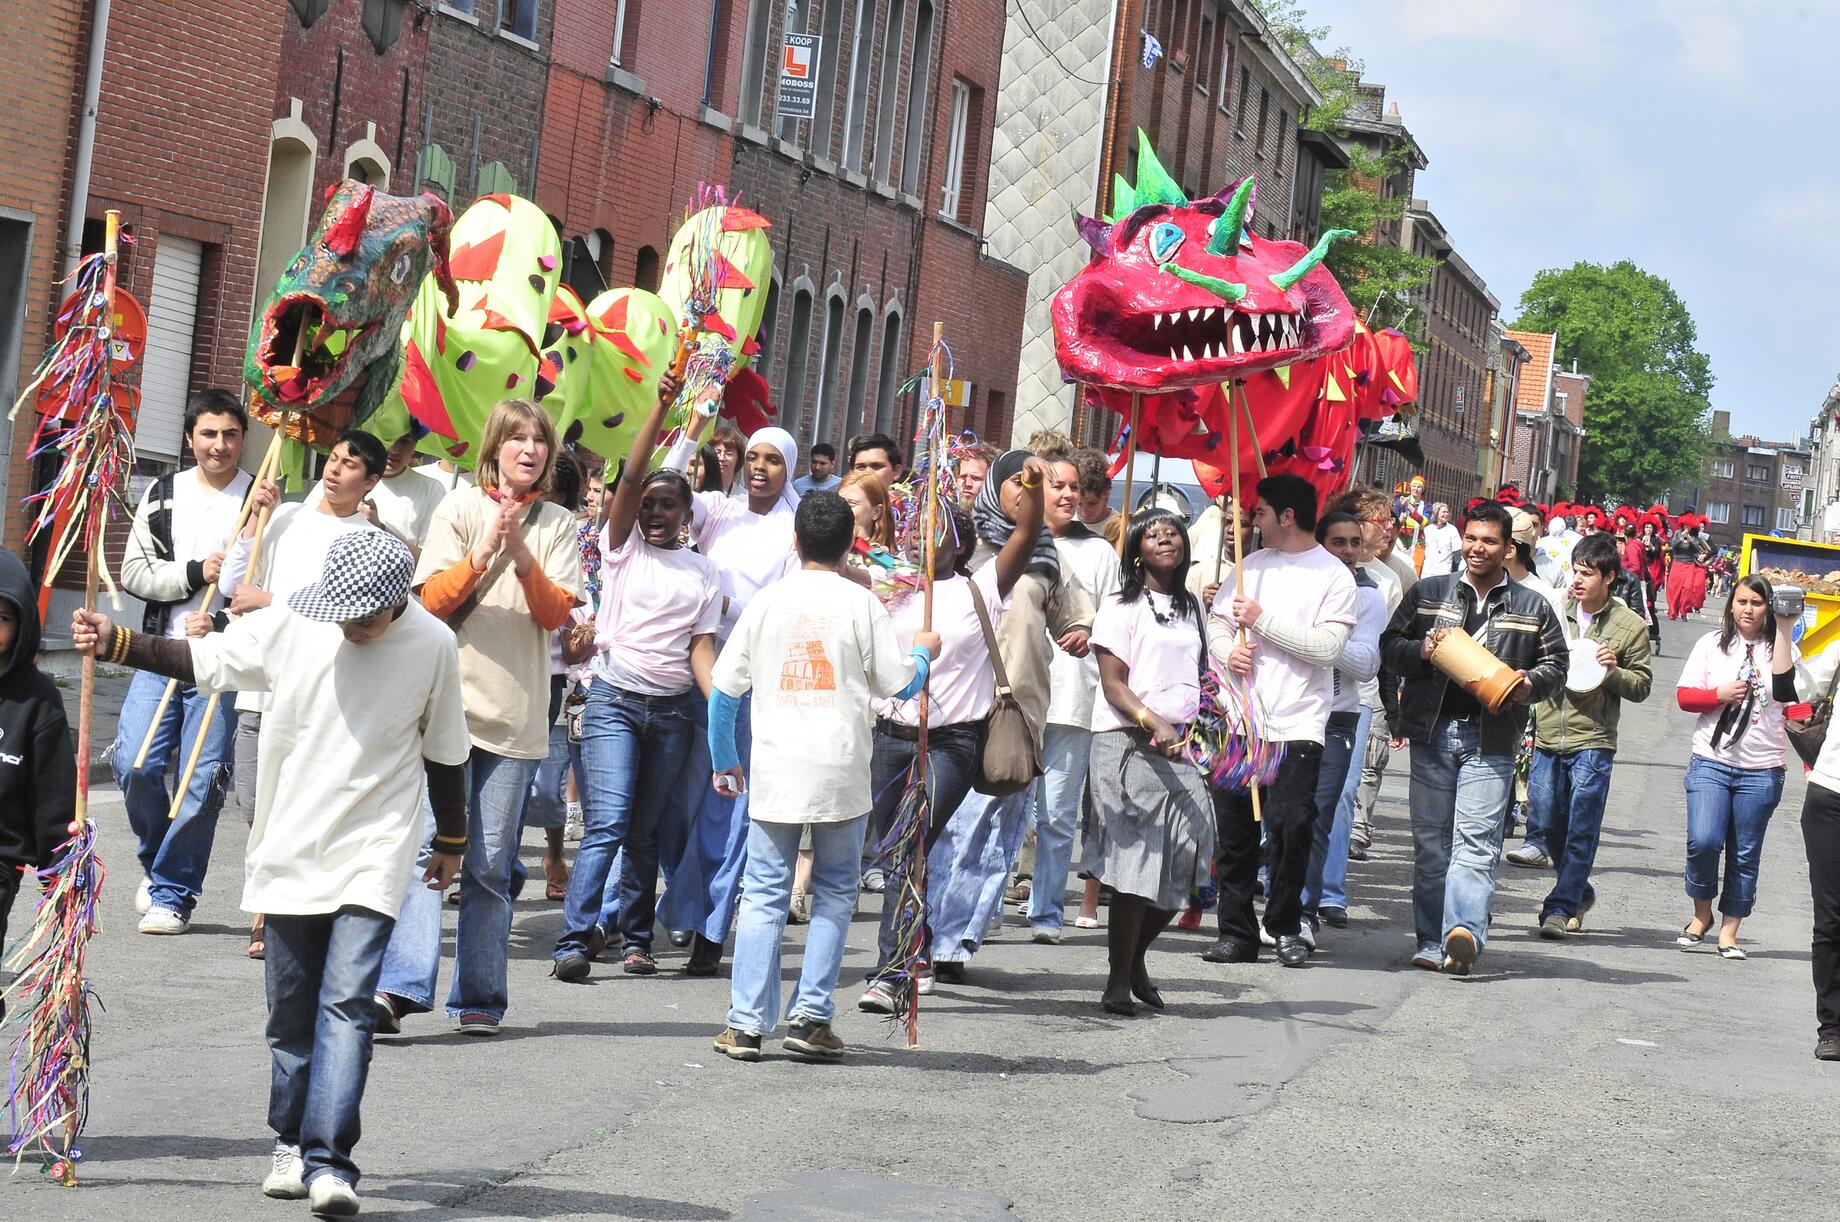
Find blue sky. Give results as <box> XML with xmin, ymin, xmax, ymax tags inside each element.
<box><xmin>1302</xmin><ymin>0</ymin><xmax>1836</xmax><ymax>443</ymax></box>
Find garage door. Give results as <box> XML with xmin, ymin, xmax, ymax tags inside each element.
<box><xmin>137</xmin><ymin>235</ymin><xmax>203</xmax><ymax>461</ymax></box>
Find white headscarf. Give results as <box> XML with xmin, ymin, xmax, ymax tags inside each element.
<box><xmin>744</xmin><ymin>426</ymin><xmax>801</xmax><ymax>514</ymax></box>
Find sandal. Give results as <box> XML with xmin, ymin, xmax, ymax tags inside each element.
<box><xmin>1676</xmin><ymin>916</ymin><xmax>1713</xmax><ymax>947</ymax></box>
<box><xmin>247</xmin><ymin>916</ymin><xmax>266</xmax><ymax>960</ymax></box>
<box><xmin>623</xmin><ymin>950</ymin><xmax>658</xmax><ymax>975</ymax></box>
<box><xmin>1717</xmin><ymin>943</ymin><xmax>1746</xmax><ymax>961</ymax></box>
<box><xmin>545</xmin><ymin>866</ymin><xmax>570</xmax><ymax>902</ymax></box>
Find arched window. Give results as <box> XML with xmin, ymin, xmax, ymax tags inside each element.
<box><xmin>255</xmin><ymin>125</ymin><xmax>317</xmax><ymax>324</ymax></box>
<box><xmin>756</xmin><ymin>273</ymin><xmax>781</xmax><ymax>374</ymax></box>
<box><xmin>811</xmin><ymin>291</ymin><xmax>847</xmax><ymax>448</ymax></box>
<box><xmin>874</xmin><ymin>308</ymin><xmax>903</xmax><ymax>434</ymax></box>
<box><xmin>634</xmin><ymin>245</ymin><xmax>661</xmax><ymax>292</ymax></box>
<box><xmin>845</xmin><ymin>302</ymin><xmax>874</xmax><ymax>433</ymax></box>
<box><xmin>900</xmin><ymin>1</ymin><xmax>935</xmax><ymax>195</ymax></box>
<box><xmin>780</xmin><ymin>284</ymin><xmax>815</xmax><ymax>436</ymax></box>
<box><xmin>872</xmin><ymin>0</ymin><xmax>907</xmax><ymax>183</ymax></box>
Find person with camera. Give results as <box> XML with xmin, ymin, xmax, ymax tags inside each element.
<box><xmin>1379</xmin><ymin>501</ymin><xmax>1568</xmax><ymax>976</ymax></box>
<box><xmin>1675</xmin><ymin>576</ymin><xmax>1799</xmax><ymax>964</ymax></box>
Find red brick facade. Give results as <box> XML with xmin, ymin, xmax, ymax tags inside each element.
<box><xmin>0</xmin><ymin>0</ymin><xmax>85</xmax><ymax>552</ymax></box>
<box><xmin>276</xmin><ymin>0</ymin><xmax>430</xmax><ymax>201</ymax></box>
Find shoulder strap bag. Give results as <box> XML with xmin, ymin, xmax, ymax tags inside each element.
<box><xmin>968</xmin><ymin>580</ymin><xmax>1043</xmax><ymax>797</ymax></box>
<box><xmin>1786</xmin><ymin>655</ymin><xmax>1839</xmax><ymax>769</ymax></box>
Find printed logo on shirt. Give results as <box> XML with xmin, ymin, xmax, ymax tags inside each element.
<box><xmin>780</xmin><ymin>637</ymin><xmax>836</xmax><ymax>694</ymax></box>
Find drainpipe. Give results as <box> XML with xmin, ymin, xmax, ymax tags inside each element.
<box><xmin>63</xmin><ymin>0</ymin><xmax>112</xmax><ymax>274</ymax></box>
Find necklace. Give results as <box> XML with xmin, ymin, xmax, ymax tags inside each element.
<box><xmin>1146</xmin><ymin>588</ymin><xmax>1178</xmax><ymax>626</ymax></box>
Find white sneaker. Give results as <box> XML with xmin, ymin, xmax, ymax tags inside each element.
<box><xmin>985</xmin><ymin>914</ymin><xmax>1004</xmax><ymax>940</ymax></box>
<box><xmin>564</xmin><ymin>803</ymin><xmax>584</xmax><ymax>843</ymax></box>
<box><xmin>262</xmin><ymin>1142</ymin><xmax>306</xmax><ymax>1199</ymax></box>
<box><xmin>1031</xmin><ymin>925</ymin><xmax>1063</xmax><ymax>945</ymax></box>
<box><xmin>1298</xmin><ymin>925</ymin><xmax>1317</xmax><ymax>951</ymax></box>
<box><xmin>858</xmin><ymin>982</ymin><xmax>898</xmax><ymax>1014</ymax></box>
<box><xmin>139</xmin><ymin>908</ymin><xmax>190</xmax><ymax>935</ymax></box>
<box><xmin>1258</xmin><ymin>926</ymin><xmax>1277</xmax><ymax>948</ymax></box>
<box><xmin>307</xmin><ymin>1173</ymin><xmax>360</xmax><ymax>1216</ymax></box>
<box><xmin>135</xmin><ymin>876</ymin><xmax>153</xmax><ymax>916</ymax></box>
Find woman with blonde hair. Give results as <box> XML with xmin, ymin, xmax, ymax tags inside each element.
<box><xmin>374</xmin><ymin>398</ymin><xmax>586</xmax><ymax>1037</ymax></box>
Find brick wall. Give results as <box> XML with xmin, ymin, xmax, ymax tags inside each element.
<box><xmin>0</xmin><ymin>0</ymin><xmax>84</xmax><ymax>553</ymax></box>
<box><xmin>421</xmin><ymin>3</ymin><xmax>551</xmax><ymax>206</ymax></box>
<box><xmin>277</xmin><ymin>0</ymin><xmax>429</xmax><ymax>201</ymax></box>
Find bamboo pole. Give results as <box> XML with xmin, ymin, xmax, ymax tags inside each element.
<box><xmin>1116</xmin><ymin>392</ymin><xmax>1141</xmax><ymax>557</ymax></box>
<box><xmin>1228</xmin><ymin>385</ymin><xmax>1262</xmax><ymax>823</ymax></box>
<box><xmin>132</xmin><ymin>429</ymin><xmax>284</xmax><ymax>769</ymax></box>
<box><xmin>72</xmin><ymin>211</ymin><xmax>123</xmax><ymax>834</ymax></box>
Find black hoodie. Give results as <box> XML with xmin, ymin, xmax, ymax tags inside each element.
<box><xmin>0</xmin><ymin>551</ymin><xmax>76</xmax><ymax>870</ymax></box>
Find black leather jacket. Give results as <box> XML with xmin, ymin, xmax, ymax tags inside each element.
<box><xmin>1379</xmin><ymin>571</ymin><xmax>1568</xmax><ymax>756</ymax></box>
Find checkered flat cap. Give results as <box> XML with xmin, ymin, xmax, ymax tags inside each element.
<box><xmin>287</xmin><ymin>529</ymin><xmax>415</xmax><ymax>623</ymax></box>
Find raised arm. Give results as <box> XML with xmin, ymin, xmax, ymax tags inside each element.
<box><xmin>607</xmin><ymin>372</ymin><xmax>685</xmax><ymax>545</ymax></box>
<box><xmin>991</xmin><ymin>455</ymin><xmax>1048</xmax><ymax>599</ymax></box>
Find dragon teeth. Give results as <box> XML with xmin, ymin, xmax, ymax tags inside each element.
<box><xmin>1180</xmin><ymin>344</ymin><xmax>1194</xmax><ymax>362</ymax></box>
<box><xmin>1187</xmin><ymin>309</ymin><xmax>1201</xmax><ymax>323</ymax></box>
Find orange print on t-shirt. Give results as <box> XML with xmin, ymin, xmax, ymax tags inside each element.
<box><xmin>779</xmin><ymin>637</ymin><xmax>836</xmax><ymax>692</ymax></box>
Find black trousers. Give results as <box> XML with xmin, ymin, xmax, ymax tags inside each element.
<box><xmin>1214</xmin><ymin>741</ymin><xmax>1324</xmax><ymax>946</ymax></box>
<box><xmin>1802</xmin><ymin>783</ymin><xmax>1840</xmax><ymax>1038</ymax></box>
<box><xmin>0</xmin><ymin>862</ymin><xmax>18</xmax><ymax>1020</ymax></box>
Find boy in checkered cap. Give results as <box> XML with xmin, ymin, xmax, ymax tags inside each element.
<box><xmin>72</xmin><ymin>529</ymin><xmax>469</xmax><ymax>1216</ymax></box>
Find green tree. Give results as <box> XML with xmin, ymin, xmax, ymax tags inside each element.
<box><xmin>1512</xmin><ymin>261</ymin><xmax>1715</xmax><ymax>501</ymax></box>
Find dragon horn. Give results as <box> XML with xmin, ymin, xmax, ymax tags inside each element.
<box><xmin>1130</xmin><ymin>128</ymin><xmax>1187</xmax><ymax>208</ymax></box>
<box><xmin>1108</xmin><ymin>173</ymin><xmax>1136</xmax><ymax>224</ymax></box>
<box><xmin>1073</xmin><ymin>210</ymin><xmax>1113</xmax><ymax>255</ymax></box>
<box><xmin>1269</xmin><ymin>228</ymin><xmax>1356</xmax><ymax>291</ymax></box>
<box><xmin>423</xmin><ymin>195</ymin><xmax>460</xmax><ymax>316</ymax></box>
<box><xmin>1206</xmin><ymin>177</ymin><xmax>1256</xmax><ymax>256</ymax></box>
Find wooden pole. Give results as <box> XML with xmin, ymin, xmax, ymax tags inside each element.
<box><xmin>1228</xmin><ymin>384</ymin><xmax>1262</xmax><ymax>824</ymax></box>
<box><xmin>132</xmin><ymin>428</ymin><xmax>284</xmax><ymax>769</ymax></box>
<box><xmin>72</xmin><ymin>211</ymin><xmax>122</xmax><ymax>832</ymax></box>
<box><xmin>1117</xmin><ymin>392</ymin><xmax>1141</xmax><ymax>556</ymax></box>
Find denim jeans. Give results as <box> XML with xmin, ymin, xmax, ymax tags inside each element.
<box><xmin>728</xmin><ymin>816</ymin><xmax>868</xmax><ymax>1034</ymax></box>
<box><xmin>377</xmin><ymin>747</ymin><xmax>537</xmax><ymax>1021</ymax></box>
<box><xmin>265</xmin><ymin>905</ymin><xmax>394</xmax><ymax>1188</ymax></box>
<box><xmin>867</xmin><ymin>721</ymin><xmax>983</xmax><ymax>977</ymax></box>
<box><xmin>556</xmin><ymin>681</ymin><xmax>698</xmax><ymax>961</ymax></box>
<box><xmin>1530</xmin><ymin>746</ymin><xmax>1616</xmax><ymax>920</ymax></box>
<box><xmin>1409</xmin><ymin>717</ymin><xmax>1514</xmax><ymax>954</ymax></box>
<box><xmin>1304</xmin><ymin>708</ymin><xmax>1367</xmax><ymax>923</ymax></box>
<box><xmin>111</xmin><ymin>669</ymin><xmax>237</xmax><ymax>917</ymax></box>
<box><xmin>1027</xmin><ymin>724</ymin><xmax>1093</xmax><ymax>932</ymax></box>
<box><xmin>1215</xmin><ymin>741</ymin><xmax>1324</xmax><ymax>944</ymax></box>
<box><xmin>1683</xmin><ymin>754</ymin><xmax>1784</xmax><ymax>918</ymax></box>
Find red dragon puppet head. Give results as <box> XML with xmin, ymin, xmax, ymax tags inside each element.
<box><xmin>1052</xmin><ymin>131</ymin><xmax>1356</xmax><ymax>392</ymax></box>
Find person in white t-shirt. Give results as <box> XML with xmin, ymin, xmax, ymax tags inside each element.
<box><xmin>1423</xmin><ymin>502</ymin><xmax>1462</xmax><ymax>577</ymax></box>
<box><xmin>73</xmin><ymin>529</ymin><xmax>470</xmax><ymax>1215</ymax></box>
<box><xmin>551</xmin><ymin>373</ymin><xmax>726</xmax><ymax>982</ymax></box>
<box><xmin>707</xmin><ymin>492</ymin><xmax>939</xmax><ymax>1062</ymax></box>
<box><xmin>115</xmin><ymin>390</ymin><xmax>253</xmax><ymax>935</ymax></box>
<box><xmin>1205</xmin><ymin>474</ymin><xmax>1358</xmax><ymax>969</ymax></box>
<box><xmin>211</xmin><ymin>431</ymin><xmax>384</xmax><ymax>956</ymax></box>
<box><xmin>1025</xmin><ymin>452</ymin><xmax>1121</xmax><ymax>941</ymax></box>
<box><xmin>306</xmin><ymin>431</ymin><xmax>447</xmax><ymax>553</ymax></box>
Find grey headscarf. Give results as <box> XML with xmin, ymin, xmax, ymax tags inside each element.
<box><xmin>971</xmin><ymin>449</ymin><xmax>1060</xmax><ymax>581</ymax></box>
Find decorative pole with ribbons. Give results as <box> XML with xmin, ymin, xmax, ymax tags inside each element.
<box><xmin>1116</xmin><ymin>392</ymin><xmax>1141</xmax><ymax>556</ymax></box>
<box><xmin>2</xmin><ymin>210</ymin><xmax>134</xmax><ymax>1185</ymax></box>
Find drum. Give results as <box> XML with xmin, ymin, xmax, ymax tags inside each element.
<box><xmin>1428</xmin><ymin>626</ymin><xmax>1521</xmax><ymax>713</ymax></box>
<box><xmin>1565</xmin><ymin>637</ymin><xmax>1608</xmax><ymax>695</ymax></box>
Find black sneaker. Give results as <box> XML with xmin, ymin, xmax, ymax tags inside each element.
<box><xmin>933</xmin><ymin>961</ymin><xmax>967</xmax><ymax>985</ymax></box>
<box><xmin>713</xmin><ymin>1027</ymin><xmax>762</xmax><ymax>1062</ymax></box>
<box><xmin>1201</xmin><ymin>938</ymin><xmax>1258</xmax><ymax>964</ymax></box>
<box><xmin>552</xmin><ymin>952</ymin><xmax>591</xmax><ymax>982</ymax></box>
<box><xmin>685</xmin><ymin>934</ymin><xmax>723</xmax><ymax>977</ymax></box>
<box><xmin>784</xmin><ymin>1018</ymin><xmax>846</xmax><ymax>1059</ymax></box>
<box><xmin>1321</xmin><ymin>906</ymin><xmax>1349</xmax><ymax>928</ymax></box>
<box><xmin>1816</xmin><ymin>1035</ymin><xmax>1840</xmax><ymax>1062</ymax></box>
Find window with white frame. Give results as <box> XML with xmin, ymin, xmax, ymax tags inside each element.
<box><xmin>610</xmin><ymin>0</ymin><xmax>636</xmax><ymax>66</ymax></box>
<box><xmin>499</xmin><ymin>0</ymin><xmax>537</xmax><ymax>42</ymax></box>
<box><xmin>1706</xmin><ymin>501</ymin><xmax>1731</xmax><ymax>524</ymax></box>
<box><xmin>1711</xmin><ymin>458</ymin><xmax>1734</xmax><ymax>478</ymax></box>
<box><xmin>940</xmin><ymin>79</ymin><xmax>971</xmax><ymax>220</ymax></box>
<box><xmin>1779</xmin><ymin>506</ymin><xmax>1796</xmax><ymax>530</ymax></box>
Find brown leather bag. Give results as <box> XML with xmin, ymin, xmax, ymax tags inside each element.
<box><xmin>968</xmin><ymin>581</ymin><xmax>1042</xmax><ymax>796</ymax></box>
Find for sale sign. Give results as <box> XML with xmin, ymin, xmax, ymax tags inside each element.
<box><xmin>777</xmin><ymin>33</ymin><xmax>821</xmax><ymax>121</ymax></box>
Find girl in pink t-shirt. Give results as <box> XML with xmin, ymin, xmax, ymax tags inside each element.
<box><xmin>1085</xmin><ymin>509</ymin><xmax>1214</xmax><ymax>1017</ymax></box>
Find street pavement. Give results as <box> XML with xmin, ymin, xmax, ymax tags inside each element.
<box><xmin>7</xmin><ymin>610</ymin><xmax>1839</xmax><ymax>1220</ymax></box>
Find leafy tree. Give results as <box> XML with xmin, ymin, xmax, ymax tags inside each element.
<box><xmin>1512</xmin><ymin>261</ymin><xmax>1715</xmax><ymax>501</ymax></box>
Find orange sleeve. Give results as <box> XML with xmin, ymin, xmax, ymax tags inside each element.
<box><xmin>520</xmin><ymin>565</ymin><xmax>578</xmax><ymax>631</ymax></box>
<box><xmin>421</xmin><ymin>557</ymin><xmax>484</xmax><ymax>619</ymax></box>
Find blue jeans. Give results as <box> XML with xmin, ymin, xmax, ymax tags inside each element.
<box><xmin>112</xmin><ymin>669</ymin><xmax>237</xmax><ymax>917</ymax></box>
<box><xmin>727</xmin><ymin>816</ymin><xmax>868</xmax><ymax>1034</ymax></box>
<box><xmin>1304</xmin><ymin>707</ymin><xmax>1367</xmax><ymax>923</ymax></box>
<box><xmin>556</xmin><ymin>681</ymin><xmax>698</xmax><ymax>961</ymax></box>
<box><xmin>867</xmin><ymin>721</ymin><xmax>984</xmax><ymax>977</ymax></box>
<box><xmin>1684</xmin><ymin>754</ymin><xmax>1785</xmax><ymax>918</ymax></box>
<box><xmin>264</xmin><ymin>905</ymin><xmax>394</xmax><ymax>1188</ymax></box>
<box><xmin>1530</xmin><ymin>746</ymin><xmax>1615</xmax><ymax>920</ymax></box>
<box><xmin>1409</xmin><ymin>717</ymin><xmax>1515</xmax><ymax>954</ymax></box>
<box><xmin>377</xmin><ymin>747</ymin><xmax>537</xmax><ymax>1021</ymax></box>
<box><xmin>1027</xmin><ymin>724</ymin><xmax>1092</xmax><ymax>932</ymax></box>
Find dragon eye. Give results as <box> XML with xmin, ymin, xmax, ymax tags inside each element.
<box><xmin>389</xmin><ymin>252</ymin><xmax>414</xmax><ymax>285</ymax></box>
<box><xmin>1147</xmin><ymin>221</ymin><xmax>1185</xmax><ymax>263</ymax></box>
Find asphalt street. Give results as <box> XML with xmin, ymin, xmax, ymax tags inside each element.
<box><xmin>6</xmin><ymin>609</ymin><xmax>1838</xmax><ymax>1220</ymax></box>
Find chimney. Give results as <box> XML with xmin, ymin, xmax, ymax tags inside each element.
<box><xmin>1385</xmin><ymin>101</ymin><xmax>1403</xmax><ymax>124</ymax></box>
<box><xmin>1571</xmin><ymin>359</ymin><xmax>1578</xmax><ymax>373</ymax></box>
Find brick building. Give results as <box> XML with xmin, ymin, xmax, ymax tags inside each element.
<box><xmin>1679</xmin><ymin>409</ymin><xmax>1811</xmax><ymax>551</ymax></box>
<box><xmin>986</xmin><ymin>0</ymin><xmax>1328</xmax><ymax>447</ymax></box>
<box><xmin>0</xmin><ymin>0</ymin><xmax>85</xmax><ymax>550</ymax></box>
<box><xmin>418</xmin><ymin>3</ymin><xmax>551</xmax><ymax>207</ymax></box>
<box><xmin>1482</xmin><ymin>322</ymin><xmax>1530</xmax><ymax>496</ymax></box>
<box><xmin>1503</xmin><ymin>328</ymin><xmax>1590</xmax><ymax>505</ymax></box>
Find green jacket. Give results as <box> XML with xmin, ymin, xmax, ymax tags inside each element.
<box><xmin>1533</xmin><ymin>597</ymin><xmax>1653</xmax><ymax>753</ymax></box>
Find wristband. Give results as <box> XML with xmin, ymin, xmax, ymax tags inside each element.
<box><xmin>1020</xmin><ymin>472</ymin><xmax>1042</xmax><ymax>490</ymax></box>
<box><xmin>1133</xmin><ymin>706</ymin><xmax>1151</xmax><ymax>728</ymax></box>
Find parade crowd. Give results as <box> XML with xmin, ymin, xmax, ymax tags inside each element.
<box><xmin>5</xmin><ymin>382</ymin><xmax>1840</xmax><ymax>1216</ymax></box>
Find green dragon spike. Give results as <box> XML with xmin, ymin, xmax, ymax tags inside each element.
<box><xmin>1160</xmin><ymin>261</ymin><xmax>1247</xmax><ymax>303</ymax></box>
<box><xmin>1130</xmin><ymin>129</ymin><xmax>1188</xmax><ymax>209</ymax></box>
<box><xmin>1207</xmin><ymin>178</ymin><xmax>1255</xmax><ymax>256</ymax></box>
<box><xmin>1269</xmin><ymin>228</ymin><xmax>1356</xmax><ymax>291</ymax></box>
<box><xmin>1108</xmin><ymin>173</ymin><xmax>1136</xmax><ymax>224</ymax></box>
